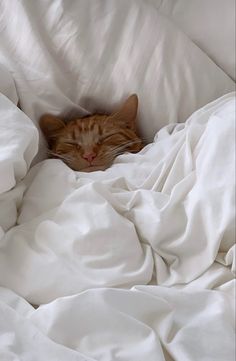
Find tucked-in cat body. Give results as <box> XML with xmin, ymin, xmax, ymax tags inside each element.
<box><xmin>40</xmin><ymin>94</ymin><xmax>143</xmax><ymax>172</ymax></box>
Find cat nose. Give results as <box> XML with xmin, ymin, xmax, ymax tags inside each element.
<box><xmin>82</xmin><ymin>151</ymin><xmax>97</xmax><ymax>163</ymax></box>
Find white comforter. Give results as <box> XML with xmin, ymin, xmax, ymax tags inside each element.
<box><xmin>0</xmin><ymin>91</ymin><xmax>235</xmax><ymax>360</ymax></box>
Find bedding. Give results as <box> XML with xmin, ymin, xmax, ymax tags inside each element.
<box><xmin>148</xmin><ymin>0</ymin><xmax>236</xmax><ymax>80</ymax></box>
<box><xmin>0</xmin><ymin>1</ymin><xmax>235</xmax><ymax>360</ymax></box>
<box><xmin>0</xmin><ymin>0</ymin><xmax>235</xmax><ymax>163</ymax></box>
<box><xmin>0</xmin><ymin>88</ymin><xmax>235</xmax><ymax>359</ymax></box>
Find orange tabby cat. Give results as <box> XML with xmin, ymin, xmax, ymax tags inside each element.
<box><xmin>40</xmin><ymin>94</ymin><xmax>143</xmax><ymax>172</ymax></box>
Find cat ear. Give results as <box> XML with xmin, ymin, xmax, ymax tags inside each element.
<box><xmin>111</xmin><ymin>94</ymin><xmax>138</xmax><ymax>130</ymax></box>
<box><xmin>39</xmin><ymin>114</ymin><xmax>65</xmax><ymax>140</ymax></box>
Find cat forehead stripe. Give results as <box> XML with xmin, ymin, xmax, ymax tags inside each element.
<box><xmin>76</xmin><ymin>119</ymin><xmax>97</xmax><ymax>132</ymax></box>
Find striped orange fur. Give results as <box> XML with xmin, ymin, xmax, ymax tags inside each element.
<box><xmin>40</xmin><ymin>94</ymin><xmax>143</xmax><ymax>172</ymax></box>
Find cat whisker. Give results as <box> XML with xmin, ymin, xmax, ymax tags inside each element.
<box><xmin>47</xmin><ymin>150</ymin><xmax>75</xmax><ymax>162</ymax></box>
<box><xmin>102</xmin><ymin>139</ymin><xmax>143</xmax><ymax>157</ymax></box>
<box><xmin>112</xmin><ymin>140</ymin><xmax>140</xmax><ymax>151</ymax></box>
<box><xmin>140</xmin><ymin>136</ymin><xmax>153</xmax><ymax>143</ymax></box>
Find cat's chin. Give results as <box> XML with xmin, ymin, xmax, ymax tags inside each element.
<box><xmin>78</xmin><ymin>164</ymin><xmax>108</xmax><ymax>172</ymax></box>
<box><xmin>64</xmin><ymin>160</ymin><xmax>110</xmax><ymax>172</ymax></box>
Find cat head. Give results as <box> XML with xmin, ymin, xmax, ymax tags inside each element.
<box><xmin>39</xmin><ymin>94</ymin><xmax>143</xmax><ymax>172</ymax></box>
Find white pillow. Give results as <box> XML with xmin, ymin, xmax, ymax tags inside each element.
<box><xmin>0</xmin><ymin>64</ymin><xmax>18</xmax><ymax>105</ymax></box>
<box><xmin>149</xmin><ymin>0</ymin><xmax>236</xmax><ymax>80</ymax></box>
<box><xmin>0</xmin><ymin>94</ymin><xmax>38</xmax><ymax>194</ymax></box>
<box><xmin>0</xmin><ymin>0</ymin><xmax>234</xmax><ymax>158</ymax></box>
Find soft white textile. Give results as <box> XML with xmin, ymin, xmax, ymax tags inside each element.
<box><xmin>0</xmin><ymin>282</ymin><xmax>235</xmax><ymax>361</ymax></box>
<box><xmin>0</xmin><ymin>92</ymin><xmax>235</xmax><ymax>302</ymax></box>
<box><xmin>0</xmin><ymin>64</ymin><xmax>18</xmax><ymax>104</ymax></box>
<box><xmin>0</xmin><ymin>95</ymin><xmax>38</xmax><ymax>195</ymax></box>
<box><xmin>149</xmin><ymin>0</ymin><xmax>236</xmax><ymax>80</ymax></box>
<box><xmin>0</xmin><ymin>0</ymin><xmax>234</xmax><ymax>161</ymax></box>
<box><xmin>0</xmin><ymin>89</ymin><xmax>235</xmax><ymax>359</ymax></box>
<box><xmin>0</xmin><ymin>1</ymin><xmax>235</xmax><ymax>359</ymax></box>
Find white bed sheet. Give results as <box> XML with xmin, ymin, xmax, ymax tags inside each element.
<box><xmin>0</xmin><ymin>1</ymin><xmax>235</xmax><ymax>360</ymax></box>
<box><xmin>0</xmin><ymin>91</ymin><xmax>235</xmax><ymax>360</ymax></box>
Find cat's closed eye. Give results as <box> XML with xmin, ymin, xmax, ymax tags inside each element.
<box><xmin>100</xmin><ymin>133</ymin><xmax>116</xmax><ymax>142</ymax></box>
<box><xmin>40</xmin><ymin>94</ymin><xmax>143</xmax><ymax>172</ymax></box>
<box><xmin>63</xmin><ymin>140</ymin><xmax>78</xmax><ymax>146</ymax></box>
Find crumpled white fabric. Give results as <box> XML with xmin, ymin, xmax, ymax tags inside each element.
<box><xmin>0</xmin><ymin>0</ymin><xmax>234</xmax><ymax>162</ymax></box>
<box><xmin>0</xmin><ymin>86</ymin><xmax>235</xmax><ymax>359</ymax></box>
<box><xmin>148</xmin><ymin>0</ymin><xmax>235</xmax><ymax>80</ymax></box>
<box><xmin>0</xmin><ymin>63</ymin><xmax>18</xmax><ymax>104</ymax></box>
<box><xmin>0</xmin><ymin>94</ymin><xmax>38</xmax><ymax>240</ymax></box>
<box><xmin>0</xmin><ymin>92</ymin><xmax>235</xmax><ymax>307</ymax></box>
<box><xmin>0</xmin><ymin>95</ymin><xmax>38</xmax><ymax>194</ymax></box>
<box><xmin>0</xmin><ymin>281</ymin><xmax>235</xmax><ymax>361</ymax></box>
<box><xmin>0</xmin><ymin>16</ymin><xmax>235</xmax><ymax>357</ymax></box>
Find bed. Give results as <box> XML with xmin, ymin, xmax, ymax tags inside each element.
<box><xmin>0</xmin><ymin>1</ymin><xmax>235</xmax><ymax>360</ymax></box>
